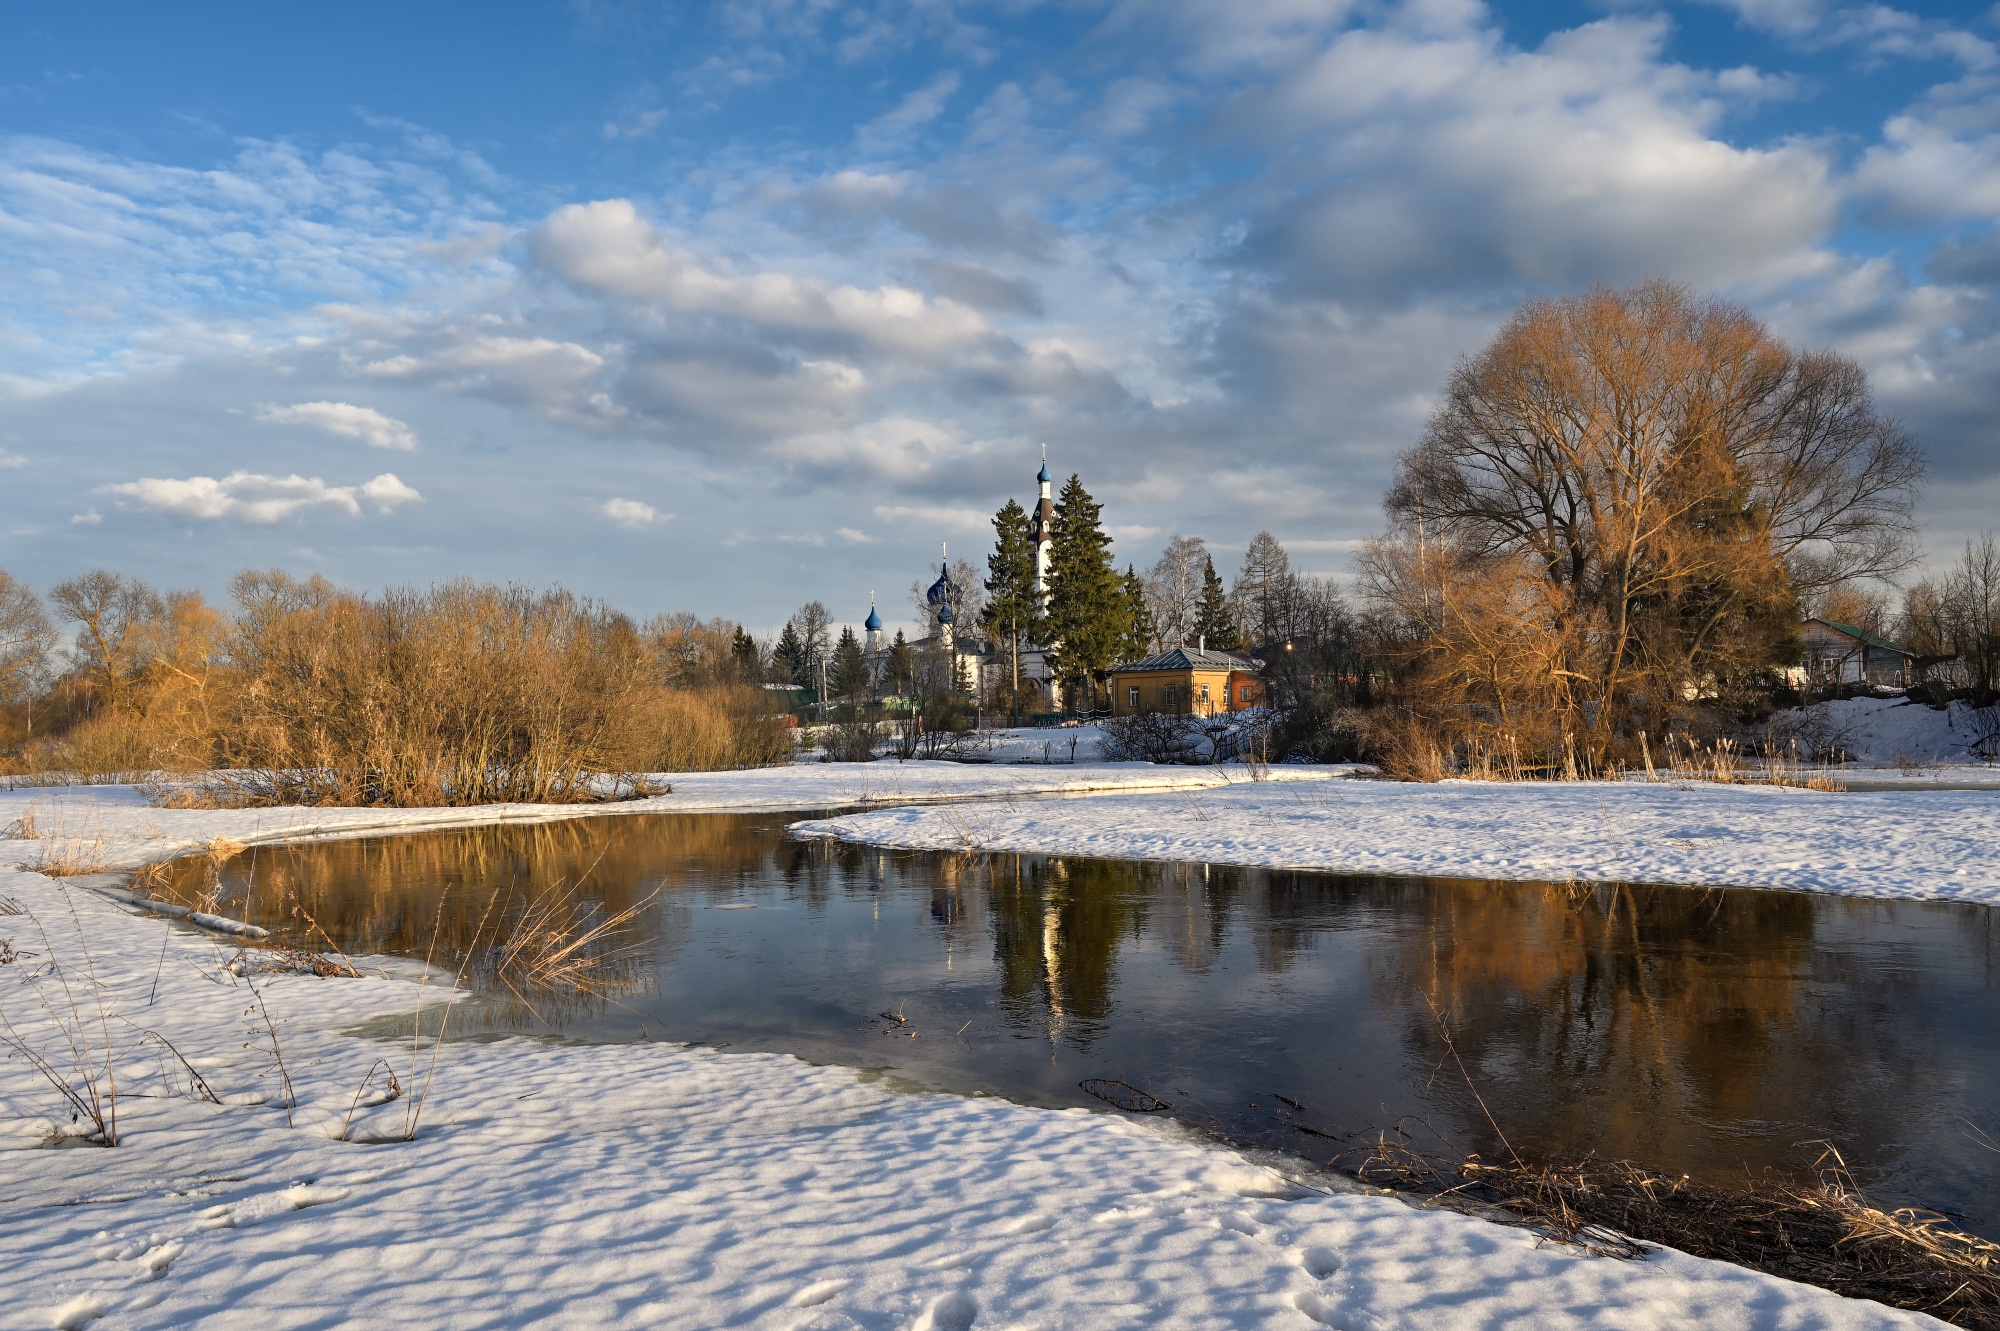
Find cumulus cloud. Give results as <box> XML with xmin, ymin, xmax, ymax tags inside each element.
<box><xmin>257</xmin><ymin>401</ymin><xmax>420</xmax><ymax>451</ymax></box>
<box><xmin>602</xmin><ymin>498</ymin><xmax>667</xmax><ymax>527</ymax></box>
<box><xmin>1227</xmin><ymin>15</ymin><xmax>1841</xmax><ymax>298</ymax></box>
<box><xmin>0</xmin><ymin>450</ymin><xmax>27</xmax><ymax>469</ymax></box>
<box><xmin>528</xmin><ymin>199</ymin><xmax>994</xmax><ymax>357</ymax></box>
<box><xmin>102</xmin><ymin>471</ymin><xmax>423</xmax><ymax>523</ymax></box>
<box><xmin>70</xmin><ymin>509</ymin><xmax>101</xmax><ymax>525</ymax></box>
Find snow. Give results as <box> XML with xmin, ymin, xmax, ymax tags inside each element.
<box><xmin>0</xmin><ymin>864</ymin><xmax>1944</xmax><ymax>1329</ymax></box>
<box><xmin>796</xmin><ymin>777</ymin><xmax>2000</xmax><ymax>906</ymax></box>
<box><xmin>0</xmin><ymin>776</ymin><xmax>1978</xmax><ymax>1328</ymax></box>
<box><xmin>0</xmin><ymin>760</ymin><xmax>1364</xmax><ymax>874</ymax></box>
<box><xmin>1774</xmin><ymin>696</ymin><xmax>2000</xmax><ymax>771</ymax></box>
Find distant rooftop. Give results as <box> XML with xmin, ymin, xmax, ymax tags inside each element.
<box><xmin>1807</xmin><ymin>618</ymin><xmax>1914</xmax><ymax>657</ymax></box>
<box><xmin>1108</xmin><ymin>645</ymin><xmax>1257</xmax><ymax>673</ymax></box>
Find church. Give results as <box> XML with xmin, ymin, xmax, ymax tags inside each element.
<box><xmin>858</xmin><ymin>450</ymin><xmax>1064</xmax><ymax>713</ymax></box>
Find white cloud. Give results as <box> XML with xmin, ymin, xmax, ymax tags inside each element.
<box><xmin>872</xmin><ymin>503</ymin><xmax>992</xmax><ymax>531</ymax></box>
<box><xmin>835</xmin><ymin>527</ymin><xmax>877</xmax><ymax>543</ymax></box>
<box><xmin>528</xmin><ymin>200</ymin><xmax>993</xmax><ymax>357</ymax></box>
<box><xmin>360</xmin><ymin>474</ymin><xmax>425</xmax><ymax>509</ymax></box>
<box><xmin>0</xmin><ymin>450</ymin><xmax>27</xmax><ymax>469</ymax></box>
<box><xmin>602</xmin><ymin>498</ymin><xmax>667</xmax><ymax>527</ymax></box>
<box><xmin>70</xmin><ymin>509</ymin><xmax>100</xmax><ymax>525</ymax></box>
<box><xmin>257</xmin><ymin>400</ymin><xmax>420</xmax><ymax>451</ymax></box>
<box><xmin>865</xmin><ymin>72</ymin><xmax>962</xmax><ymax>137</ymax></box>
<box><xmin>1228</xmin><ymin>15</ymin><xmax>1841</xmax><ymax>296</ymax></box>
<box><xmin>102</xmin><ymin>471</ymin><xmax>422</xmax><ymax>523</ymax></box>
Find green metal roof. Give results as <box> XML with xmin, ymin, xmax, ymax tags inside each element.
<box><xmin>1807</xmin><ymin>618</ymin><xmax>1914</xmax><ymax>658</ymax></box>
<box><xmin>1108</xmin><ymin>645</ymin><xmax>1256</xmax><ymax>673</ymax></box>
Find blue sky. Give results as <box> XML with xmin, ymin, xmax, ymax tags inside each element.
<box><xmin>3</xmin><ymin>0</ymin><xmax>1996</xmax><ymax>635</ymax></box>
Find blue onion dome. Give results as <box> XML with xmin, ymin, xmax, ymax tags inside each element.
<box><xmin>926</xmin><ymin>568</ymin><xmax>954</xmax><ymax>607</ymax></box>
<box><xmin>865</xmin><ymin>605</ymin><xmax>883</xmax><ymax>631</ymax></box>
<box><xmin>938</xmin><ymin>601</ymin><xmax>954</xmax><ymax>624</ymax></box>
<box><xmin>1037</xmin><ymin>461</ymin><xmax>1052</xmax><ymax>483</ymax></box>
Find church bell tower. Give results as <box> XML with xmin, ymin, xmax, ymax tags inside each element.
<box><xmin>1030</xmin><ymin>444</ymin><xmax>1054</xmax><ymax>611</ymax></box>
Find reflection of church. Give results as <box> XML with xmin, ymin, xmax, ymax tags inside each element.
<box><xmin>860</xmin><ymin>451</ymin><xmax>1063</xmax><ymax>710</ymax></box>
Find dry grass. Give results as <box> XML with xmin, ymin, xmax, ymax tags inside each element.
<box><xmin>139</xmin><ymin>778</ymin><xmax>256</xmax><ymax>810</ymax></box>
<box><xmin>3</xmin><ymin>809</ymin><xmax>36</xmax><ymax>839</ymax></box>
<box><xmin>487</xmin><ymin>880</ymin><xmax>657</xmax><ymax>1014</ymax></box>
<box><xmin>1348</xmin><ymin>1138</ymin><xmax>2000</xmax><ymax>1327</ymax></box>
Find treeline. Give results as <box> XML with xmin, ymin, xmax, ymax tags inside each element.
<box><xmin>0</xmin><ymin>569</ymin><xmax>790</xmax><ymax>802</ymax></box>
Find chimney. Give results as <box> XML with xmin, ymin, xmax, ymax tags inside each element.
<box><xmin>1198</xmin><ymin>634</ymin><xmax>1204</xmax><ymax>654</ymax></box>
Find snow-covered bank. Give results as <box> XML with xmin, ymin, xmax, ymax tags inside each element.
<box><xmin>0</xmin><ymin>761</ymin><xmax>1364</xmax><ymax>875</ymax></box>
<box><xmin>795</xmin><ymin>779</ymin><xmax>2000</xmax><ymax>907</ymax></box>
<box><xmin>1776</xmin><ymin>695</ymin><xmax>2000</xmax><ymax>769</ymax></box>
<box><xmin>0</xmin><ymin>868</ymin><xmax>1944</xmax><ymax>1329</ymax></box>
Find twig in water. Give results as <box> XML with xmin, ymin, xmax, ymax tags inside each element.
<box><xmin>1424</xmin><ymin>993</ymin><xmax>1522</xmax><ymax>1169</ymax></box>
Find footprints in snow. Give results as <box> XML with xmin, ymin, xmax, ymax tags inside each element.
<box><xmin>788</xmin><ymin>1278</ymin><xmax>854</xmax><ymax>1308</ymax></box>
<box><xmin>913</xmin><ymin>1291</ymin><xmax>979</xmax><ymax>1331</ymax></box>
<box><xmin>56</xmin><ymin>1182</ymin><xmax>355</xmax><ymax>1326</ymax></box>
<box><xmin>199</xmin><ymin>1182</ymin><xmax>350</xmax><ymax>1229</ymax></box>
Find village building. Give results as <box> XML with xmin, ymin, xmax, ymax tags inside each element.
<box><xmin>1795</xmin><ymin>618</ymin><xmax>1917</xmax><ymax>689</ymax></box>
<box><xmin>1107</xmin><ymin>645</ymin><xmax>1263</xmax><ymax>717</ymax></box>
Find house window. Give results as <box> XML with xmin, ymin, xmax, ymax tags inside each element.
<box><xmin>1199</xmin><ymin>682</ymin><xmax>1210</xmax><ymax>705</ymax></box>
<box><xmin>1163</xmin><ymin>683</ymin><xmax>1178</xmax><ymax>705</ymax></box>
<box><xmin>1127</xmin><ymin>685</ymin><xmax>1139</xmax><ymax>709</ymax></box>
<box><xmin>1239</xmin><ymin>684</ymin><xmax>1252</xmax><ymax>704</ymax></box>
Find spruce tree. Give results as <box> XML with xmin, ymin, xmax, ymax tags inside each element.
<box><xmin>886</xmin><ymin>630</ymin><xmax>914</xmax><ymax>696</ymax></box>
<box><xmin>829</xmin><ymin>626</ymin><xmax>868</xmax><ymax>702</ymax></box>
<box><xmin>1121</xmin><ymin>564</ymin><xmax>1156</xmax><ymax>661</ymax></box>
<box><xmin>774</xmin><ymin>621</ymin><xmax>806</xmax><ymax>684</ymax></box>
<box><xmin>730</xmin><ymin>625</ymin><xmax>760</xmax><ymax>680</ymax></box>
<box><xmin>1194</xmin><ymin>555</ymin><xmax>1240</xmax><ymax>651</ymax></box>
<box><xmin>982</xmin><ymin>497</ymin><xmax>1039</xmax><ymax>723</ymax></box>
<box><xmin>1044</xmin><ymin>474</ymin><xmax>1125</xmax><ymax>706</ymax></box>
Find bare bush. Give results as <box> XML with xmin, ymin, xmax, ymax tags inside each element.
<box><xmin>1097</xmin><ymin>712</ymin><xmax>1200</xmax><ymax>764</ymax></box>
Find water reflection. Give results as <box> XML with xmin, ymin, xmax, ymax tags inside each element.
<box><xmin>170</xmin><ymin>813</ymin><xmax>2000</xmax><ymax>1226</ymax></box>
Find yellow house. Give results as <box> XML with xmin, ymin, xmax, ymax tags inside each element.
<box><xmin>1108</xmin><ymin>646</ymin><xmax>1263</xmax><ymax>717</ymax></box>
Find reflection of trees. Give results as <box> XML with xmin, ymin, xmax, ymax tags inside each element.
<box><xmin>987</xmin><ymin>855</ymin><xmax>1155</xmax><ymax>1049</ymax></box>
<box><xmin>164</xmin><ymin>812</ymin><xmax>781</xmax><ymax>960</ymax></box>
<box><xmin>1373</xmin><ymin>878</ymin><xmax>1886</xmax><ymax>1179</ymax></box>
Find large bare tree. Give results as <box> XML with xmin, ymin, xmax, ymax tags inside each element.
<box><xmin>1368</xmin><ymin>281</ymin><xmax>1923</xmax><ymax>756</ymax></box>
<box><xmin>0</xmin><ymin>569</ymin><xmax>56</xmax><ymax>705</ymax></box>
<box><xmin>48</xmin><ymin>569</ymin><xmax>165</xmax><ymax>714</ymax></box>
<box><xmin>1146</xmin><ymin>534</ymin><xmax>1208</xmax><ymax>648</ymax></box>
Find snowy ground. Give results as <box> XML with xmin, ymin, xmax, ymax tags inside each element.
<box><xmin>0</xmin><ymin>854</ymin><xmax>1948</xmax><ymax>1330</ymax></box>
<box><xmin>0</xmin><ymin>760</ymin><xmax>1361</xmax><ymax>876</ymax></box>
<box><xmin>795</xmin><ymin>778</ymin><xmax>2000</xmax><ymax>907</ymax></box>
<box><xmin>1774</xmin><ymin>695</ymin><xmax>2000</xmax><ymax>772</ymax></box>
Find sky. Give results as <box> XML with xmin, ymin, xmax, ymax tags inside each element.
<box><xmin>2</xmin><ymin>0</ymin><xmax>1996</xmax><ymax>637</ymax></box>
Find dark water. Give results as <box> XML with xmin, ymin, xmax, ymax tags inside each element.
<box><xmin>168</xmin><ymin>811</ymin><xmax>2000</xmax><ymax>1227</ymax></box>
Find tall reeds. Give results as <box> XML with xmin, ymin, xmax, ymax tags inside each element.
<box><xmin>3</xmin><ymin>570</ymin><xmax>790</xmax><ymax>804</ymax></box>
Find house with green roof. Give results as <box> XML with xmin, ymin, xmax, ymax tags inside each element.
<box><xmin>1798</xmin><ymin>618</ymin><xmax>1916</xmax><ymax>689</ymax></box>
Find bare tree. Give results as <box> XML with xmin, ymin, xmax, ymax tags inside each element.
<box><xmin>1903</xmin><ymin>533</ymin><xmax>2000</xmax><ymax>694</ymax></box>
<box><xmin>48</xmin><ymin>570</ymin><xmax>165</xmax><ymax>714</ymax></box>
<box><xmin>1232</xmin><ymin>531</ymin><xmax>1295</xmax><ymax>647</ymax></box>
<box><xmin>1147</xmin><ymin>534</ymin><xmax>1208</xmax><ymax>649</ymax></box>
<box><xmin>788</xmin><ymin>601</ymin><xmax>833</xmax><ymax>690</ymax></box>
<box><xmin>0</xmin><ymin>569</ymin><xmax>56</xmax><ymax>705</ymax></box>
<box><xmin>645</xmin><ymin>612</ymin><xmax>740</xmax><ymax>687</ymax></box>
<box><xmin>1378</xmin><ymin>281</ymin><xmax>1924</xmax><ymax>757</ymax></box>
